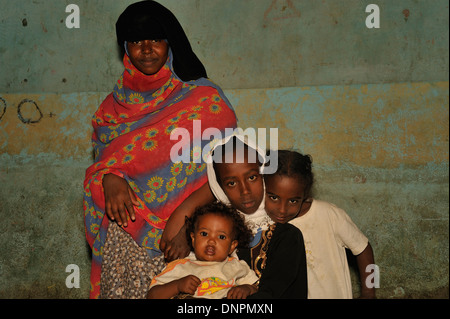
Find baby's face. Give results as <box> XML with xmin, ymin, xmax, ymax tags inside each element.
<box><xmin>215</xmin><ymin>160</ymin><xmax>264</xmax><ymax>215</ymax></box>
<box><xmin>190</xmin><ymin>214</ymin><xmax>238</xmax><ymax>262</ymax></box>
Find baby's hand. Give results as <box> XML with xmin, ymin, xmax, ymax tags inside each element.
<box><xmin>177</xmin><ymin>275</ymin><xmax>201</xmax><ymax>295</ymax></box>
<box><xmin>227</xmin><ymin>284</ymin><xmax>257</xmax><ymax>299</ymax></box>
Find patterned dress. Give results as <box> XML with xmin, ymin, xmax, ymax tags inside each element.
<box><xmin>83</xmin><ymin>50</ymin><xmax>237</xmax><ymax>298</ymax></box>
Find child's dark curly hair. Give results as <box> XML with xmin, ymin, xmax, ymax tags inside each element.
<box><xmin>265</xmin><ymin>149</ymin><xmax>315</xmax><ymax>199</ymax></box>
<box><xmin>186</xmin><ymin>201</ymin><xmax>253</xmax><ymax>250</ymax></box>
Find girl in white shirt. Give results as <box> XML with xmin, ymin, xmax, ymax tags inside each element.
<box><xmin>264</xmin><ymin>150</ymin><xmax>376</xmax><ymax>299</ymax></box>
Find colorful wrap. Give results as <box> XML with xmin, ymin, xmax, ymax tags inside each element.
<box><xmin>83</xmin><ymin>50</ymin><xmax>237</xmax><ymax>298</ymax></box>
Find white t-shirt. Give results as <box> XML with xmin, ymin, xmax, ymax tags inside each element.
<box><xmin>150</xmin><ymin>252</ymin><xmax>258</xmax><ymax>299</ymax></box>
<box><xmin>289</xmin><ymin>199</ymin><xmax>368</xmax><ymax>299</ymax></box>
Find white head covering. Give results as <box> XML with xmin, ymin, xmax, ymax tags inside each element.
<box><xmin>205</xmin><ymin>130</ymin><xmax>273</xmax><ymax>234</ymax></box>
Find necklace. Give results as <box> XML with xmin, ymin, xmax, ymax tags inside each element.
<box><xmin>254</xmin><ymin>223</ymin><xmax>276</xmax><ymax>277</ymax></box>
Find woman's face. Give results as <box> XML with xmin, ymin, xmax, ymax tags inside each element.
<box><xmin>127</xmin><ymin>39</ymin><xmax>169</xmax><ymax>75</ymax></box>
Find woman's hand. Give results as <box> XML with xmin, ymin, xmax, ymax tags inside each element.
<box><xmin>103</xmin><ymin>173</ymin><xmax>139</xmax><ymax>227</ymax></box>
<box><xmin>161</xmin><ymin>224</ymin><xmax>191</xmax><ymax>262</ymax></box>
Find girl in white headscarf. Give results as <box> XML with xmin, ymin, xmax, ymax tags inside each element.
<box><xmin>205</xmin><ymin>132</ymin><xmax>308</xmax><ymax>298</ymax></box>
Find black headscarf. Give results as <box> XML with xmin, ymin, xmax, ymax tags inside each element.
<box><xmin>116</xmin><ymin>0</ymin><xmax>207</xmax><ymax>81</ymax></box>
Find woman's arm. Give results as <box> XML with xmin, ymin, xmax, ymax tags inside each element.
<box><xmin>160</xmin><ymin>182</ymin><xmax>215</xmax><ymax>261</ymax></box>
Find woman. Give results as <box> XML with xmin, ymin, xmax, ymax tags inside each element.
<box><xmin>83</xmin><ymin>1</ymin><xmax>237</xmax><ymax>299</ymax></box>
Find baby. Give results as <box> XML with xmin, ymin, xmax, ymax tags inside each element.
<box><xmin>147</xmin><ymin>202</ymin><xmax>258</xmax><ymax>299</ymax></box>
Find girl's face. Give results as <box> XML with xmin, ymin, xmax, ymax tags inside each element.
<box><xmin>127</xmin><ymin>39</ymin><xmax>169</xmax><ymax>75</ymax></box>
<box><xmin>264</xmin><ymin>174</ymin><xmax>310</xmax><ymax>223</ymax></box>
<box><xmin>215</xmin><ymin>159</ymin><xmax>264</xmax><ymax>215</ymax></box>
<box><xmin>190</xmin><ymin>214</ymin><xmax>238</xmax><ymax>262</ymax></box>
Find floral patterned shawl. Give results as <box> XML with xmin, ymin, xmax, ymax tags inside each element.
<box><xmin>83</xmin><ymin>50</ymin><xmax>237</xmax><ymax>298</ymax></box>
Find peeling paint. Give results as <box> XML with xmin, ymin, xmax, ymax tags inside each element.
<box><xmin>229</xmin><ymin>81</ymin><xmax>449</xmax><ymax>169</ymax></box>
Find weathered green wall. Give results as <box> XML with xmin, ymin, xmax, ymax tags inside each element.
<box><xmin>0</xmin><ymin>0</ymin><xmax>448</xmax><ymax>298</ymax></box>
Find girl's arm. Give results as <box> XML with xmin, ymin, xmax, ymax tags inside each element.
<box><xmin>355</xmin><ymin>242</ymin><xmax>377</xmax><ymax>298</ymax></box>
<box><xmin>147</xmin><ymin>275</ymin><xmax>201</xmax><ymax>299</ymax></box>
<box><xmin>227</xmin><ymin>284</ymin><xmax>258</xmax><ymax>299</ymax></box>
<box><xmin>160</xmin><ymin>182</ymin><xmax>215</xmax><ymax>261</ymax></box>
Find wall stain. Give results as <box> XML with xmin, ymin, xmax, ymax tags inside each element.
<box><xmin>17</xmin><ymin>99</ymin><xmax>43</xmax><ymax>124</ymax></box>
<box><xmin>264</xmin><ymin>0</ymin><xmax>301</xmax><ymax>21</ymax></box>
<box><xmin>403</xmin><ymin>9</ymin><xmax>410</xmax><ymax>22</ymax></box>
<box><xmin>0</xmin><ymin>97</ymin><xmax>6</xmax><ymax>121</ymax></box>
